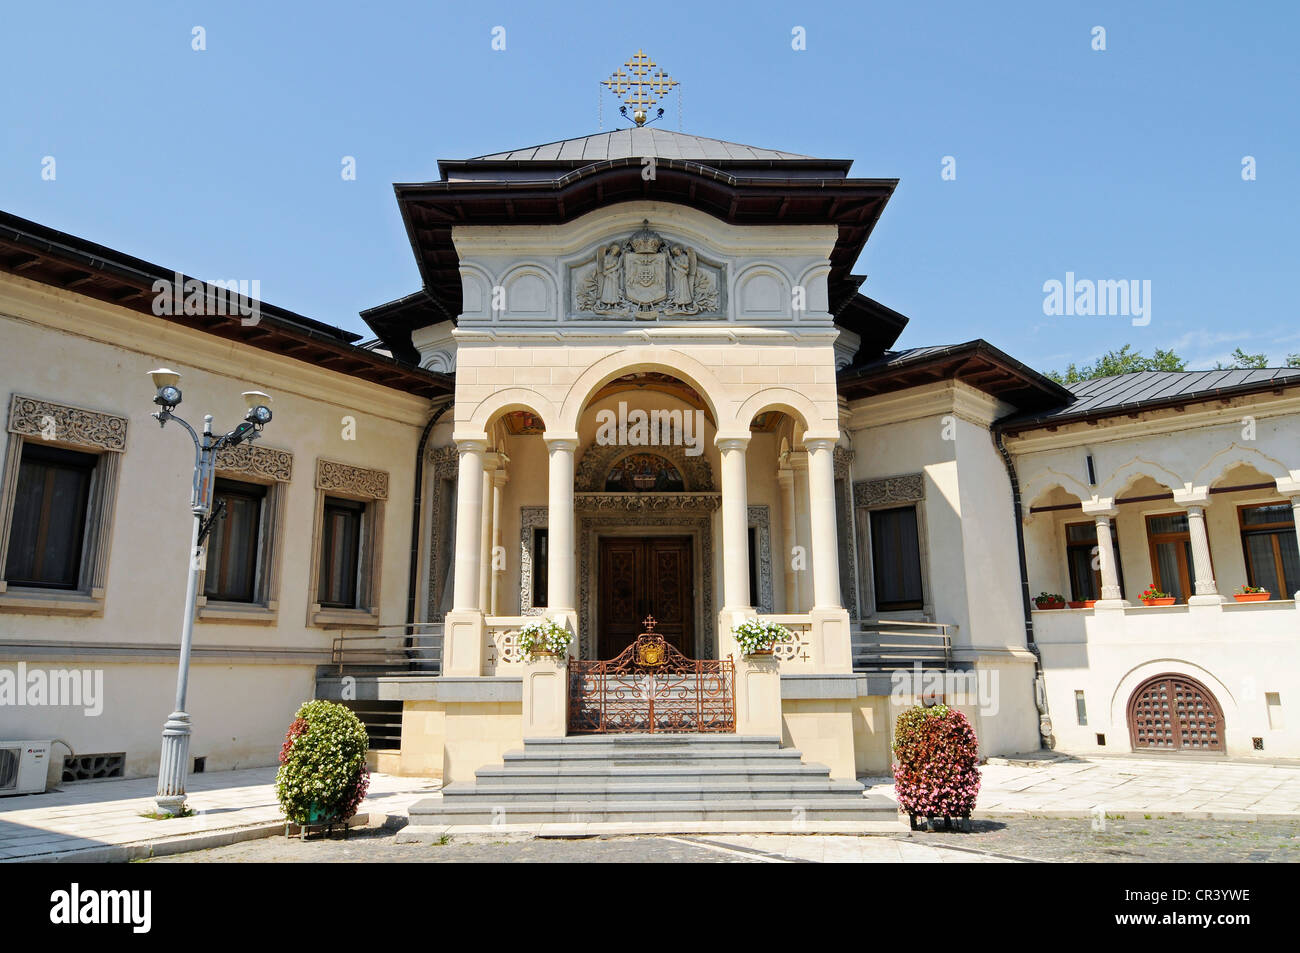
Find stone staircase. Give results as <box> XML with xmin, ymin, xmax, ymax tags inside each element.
<box><xmin>401</xmin><ymin>734</ymin><xmax>903</xmax><ymax>836</ymax></box>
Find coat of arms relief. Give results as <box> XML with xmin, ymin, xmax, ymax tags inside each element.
<box><xmin>573</xmin><ymin>221</ymin><xmax>723</xmax><ymax>318</ymax></box>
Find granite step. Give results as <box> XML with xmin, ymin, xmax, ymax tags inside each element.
<box><xmin>408</xmin><ymin>795</ymin><xmax>900</xmax><ymax>826</ymax></box>
<box><xmin>442</xmin><ymin>779</ymin><xmax>867</xmax><ymax>802</ymax></box>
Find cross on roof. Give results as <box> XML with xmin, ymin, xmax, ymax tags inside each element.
<box><xmin>602</xmin><ymin>49</ymin><xmax>678</xmax><ymax>125</ymax></box>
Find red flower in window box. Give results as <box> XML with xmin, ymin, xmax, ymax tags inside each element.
<box><xmin>1233</xmin><ymin>585</ymin><xmax>1270</xmax><ymax>603</ymax></box>
<box><xmin>1140</xmin><ymin>584</ymin><xmax>1175</xmax><ymax>606</ymax></box>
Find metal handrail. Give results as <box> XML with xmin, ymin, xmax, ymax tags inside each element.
<box><xmin>331</xmin><ymin>622</ymin><xmax>444</xmax><ymax>676</ymax></box>
<box><xmin>852</xmin><ymin>620</ymin><xmax>954</xmax><ymax>672</ymax></box>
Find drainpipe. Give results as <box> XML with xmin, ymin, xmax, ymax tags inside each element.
<box><xmin>406</xmin><ymin>398</ymin><xmax>454</xmax><ymax>627</ymax></box>
<box><xmin>992</xmin><ymin>425</ymin><xmax>1053</xmax><ymax>750</ymax></box>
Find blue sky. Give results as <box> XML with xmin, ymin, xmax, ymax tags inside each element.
<box><xmin>3</xmin><ymin>1</ymin><xmax>1297</xmax><ymax>372</ymax></box>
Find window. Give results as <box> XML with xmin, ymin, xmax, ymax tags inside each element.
<box><xmin>532</xmin><ymin>526</ymin><xmax>549</xmax><ymax>608</ymax></box>
<box><xmin>203</xmin><ymin>478</ymin><xmax>266</xmax><ymax>603</ymax></box>
<box><xmin>1064</xmin><ymin>520</ymin><xmax>1124</xmax><ymax>601</ymax></box>
<box><xmin>870</xmin><ymin>506</ymin><xmax>924</xmax><ymax>611</ymax></box>
<box><xmin>1146</xmin><ymin>512</ymin><xmax>1195</xmax><ymax>603</ymax></box>
<box><xmin>4</xmin><ymin>444</ymin><xmax>95</xmax><ymax>589</ymax></box>
<box><xmin>319</xmin><ymin>497</ymin><xmax>365</xmax><ymax>609</ymax></box>
<box><xmin>1239</xmin><ymin>503</ymin><xmax>1299</xmax><ymax>599</ymax></box>
<box><xmin>0</xmin><ymin>395</ymin><xmax>126</xmax><ymax>615</ymax></box>
<box><xmin>308</xmin><ymin>458</ymin><xmax>387</xmax><ymax>626</ymax></box>
<box><xmin>748</xmin><ymin>525</ymin><xmax>759</xmax><ymax>608</ymax></box>
<box><xmin>1075</xmin><ymin>690</ymin><xmax>1088</xmax><ymax>726</ymax></box>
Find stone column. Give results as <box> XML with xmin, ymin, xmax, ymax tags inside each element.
<box><xmin>444</xmin><ymin>435</ymin><xmax>488</xmax><ymax>676</ymax></box>
<box><xmin>805</xmin><ymin>438</ymin><xmax>842</xmax><ymax>611</ymax></box>
<box><xmin>778</xmin><ymin>467</ymin><xmax>798</xmax><ymax>613</ymax></box>
<box><xmin>717</xmin><ymin>434</ymin><xmax>752</xmax><ymax>611</ymax></box>
<box><xmin>545</xmin><ymin>434</ymin><xmax>578</xmax><ymax>617</ymax></box>
<box><xmin>452</xmin><ymin>438</ymin><xmax>486</xmax><ymax>612</ymax></box>
<box><xmin>478</xmin><ymin>456</ymin><xmax>495</xmax><ymax>614</ymax></box>
<box><xmin>805</xmin><ymin>435</ymin><xmax>852</xmax><ymax>673</ymax></box>
<box><xmin>1082</xmin><ymin>500</ymin><xmax>1124</xmax><ymax>607</ymax></box>
<box><xmin>790</xmin><ymin>451</ymin><xmax>811</xmax><ymax>612</ymax></box>
<box><xmin>490</xmin><ymin>463</ymin><xmax>508</xmax><ymax>615</ymax></box>
<box><xmin>1290</xmin><ymin>496</ymin><xmax>1300</xmax><ymax>601</ymax></box>
<box><xmin>1184</xmin><ymin>503</ymin><xmax>1222</xmax><ymax>603</ymax></box>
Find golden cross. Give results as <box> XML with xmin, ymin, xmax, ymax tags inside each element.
<box><xmin>603</xmin><ymin>49</ymin><xmax>678</xmax><ymax>125</ymax></box>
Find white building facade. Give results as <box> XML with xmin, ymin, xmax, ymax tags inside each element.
<box><xmin>1</xmin><ymin>130</ymin><xmax>1297</xmax><ymax>796</ymax></box>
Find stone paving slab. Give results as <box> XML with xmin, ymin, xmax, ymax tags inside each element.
<box><xmin>861</xmin><ymin>754</ymin><xmax>1300</xmax><ymax>819</ymax></box>
<box><xmin>0</xmin><ymin>767</ymin><xmax>439</xmax><ymax>862</ymax></box>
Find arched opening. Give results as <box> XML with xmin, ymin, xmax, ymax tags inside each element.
<box><xmin>1127</xmin><ymin>673</ymin><xmax>1225</xmax><ymax>752</ymax></box>
<box><xmin>571</xmin><ymin>369</ymin><xmax>720</xmax><ymax>660</ymax></box>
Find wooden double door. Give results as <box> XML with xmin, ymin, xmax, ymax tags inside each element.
<box><xmin>597</xmin><ymin>536</ymin><xmax>694</xmax><ymax>659</ymax></box>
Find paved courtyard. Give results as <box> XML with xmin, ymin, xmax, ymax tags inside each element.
<box><xmin>2</xmin><ymin>753</ymin><xmax>1297</xmax><ymax>862</ymax></box>
<box><xmin>867</xmin><ymin>754</ymin><xmax>1300</xmax><ymax>818</ymax></box>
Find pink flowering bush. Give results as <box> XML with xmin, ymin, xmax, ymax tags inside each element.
<box><xmin>892</xmin><ymin>704</ymin><xmax>981</xmax><ymax>824</ymax></box>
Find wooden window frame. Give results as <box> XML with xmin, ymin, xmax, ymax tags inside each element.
<box><xmin>1237</xmin><ymin>501</ymin><xmax>1298</xmax><ymax>599</ymax></box>
<box><xmin>307</xmin><ymin>459</ymin><xmax>387</xmax><ymax>628</ymax></box>
<box><xmin>1064</xmin><ymin>519</ymin><xmax>1125</xmax><ymax>602</ymax></box>
<box><xmin>194</xmin><ymin>444</ymin><xmax>292</xmax><ymax>624</ymax></box>
<box><xmin>1144</xmin><ymin>511</ymin><xmax>1209</xmax><ymax>604</ymax></box>
<box><xmin>867</xmin><ymin>504</ymin><xmax>926</xmax><ymax>613</ymax></box>
<box><xmin>0</xmin><ymin>394</ymin><xmax>126</xmax><ymax>616</ymax></box>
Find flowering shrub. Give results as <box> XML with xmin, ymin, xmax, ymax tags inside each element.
<box><xmin>892</xmin><ymin>704</ymin><xmax>981</xmax><ymax>822</ymax></box>
<box><xmin>731</xmin><ymin>618</ymin><xmax>794</xmax><ymax>655</ymax></box>
<box><xmin>1033</xmin><ymin>592</ymin><xmax>1065</xmax><ymax>607</ymax></box>
<box><xmin>1140</xmin><ymin>583</ymin><xmax>1170</xmax><ymax>600</ymax></box>
<box><xmin>275</xmin><ymin>700</ymin><xmax>371</xmax><ymax>826</ymax></box>
<box><xmin>519</xmin><ymin>618</ymin><xmax>571</xmax><ymax>658</ymax></box>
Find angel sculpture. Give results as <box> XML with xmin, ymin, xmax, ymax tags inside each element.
<box><xmin>669</xmin><ymin>245</ymin><xmax>696</xmax><ymax>308</ymax></box>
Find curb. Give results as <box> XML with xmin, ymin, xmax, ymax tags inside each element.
<box><xmin>972</xmin><ymin>809</ymin><xmax>1300</xmax><ymax>821</ymax></box>
<box><xmin>3</xmin><ymin>809</ymin><xmax>407</xmax><ymax>864</ymax></box>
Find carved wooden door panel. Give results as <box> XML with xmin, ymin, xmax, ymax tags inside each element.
<box><xmin>597</xmin><ymin>536</ymin><xmax>693</xmax><ymax>658</ymax></box>
<box><xmin>1127</xmin><ymin>674</ymin><xmax>1225</xmax><ymax>752</ymax></box>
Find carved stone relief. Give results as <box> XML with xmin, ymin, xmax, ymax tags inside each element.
<box><xmin>7</xmin><ymin>394</ymin><xmax>127</xmax><ymax>452</ymax></box>
<box><xmin>571</xmin><ymin>221</ymin><xmax>724</xmax><ymax>319</ymax></box>
<box><xmin>748</xmin><ymin>504</ymin><xmax>774</xmax><ymax>614</ymax></box>
<box><xmin>575</xmin><ymin>441</ymin><xmax>715</xmax><ymax>492</ymax></box>
<box><xmin>316</xmin><ymin>459</ymin><xmax>389</xmax><ymax>500</ymax></box>
<box><xmin>853</xmin><ymin>472</ymin><xmax>925</xmax><ymax>508</ymax></box>
<box><xmin>216</xmin><ymin>443</ymin><xmax>293</xmax><ymax>482</ymax></box>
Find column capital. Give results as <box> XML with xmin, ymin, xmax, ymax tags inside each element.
<box><xmin>543</xmin><ymin>431</ymin><xmax>579</xmax><ymax>452</ymax></box>
<box><xmin>452</xmin><ymin>431</ymin><xmax>489</xmax><ymax>454</ymax></box>
<box><xmin>1275</xmin><ymin>476</ymin><xmax>1300</xmax><ymax>498</ymax></box>
<box><xmin>1173</xmin><ymin>486</ymin><xmax>1211</xmax><ymax>507</ymax></box>
<box><xmin>715</xmin><ymin>433</ymin><xmax>751</xmax><ymax>453</ymax></box>
<box><xmin>802</xmin><ymin>435</ymin><xmax>839</xmax><ymax>453</ymax></box>
<box><xmin>1080</xmin><ymin>498</ymin><xmax>1118</xmax><ymax>518</ymax></box>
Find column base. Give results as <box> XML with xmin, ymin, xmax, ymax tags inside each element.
<box><xmin>810</xmin><ymin>606</ymin><xmax>853</xmax><ymax>673</ymax></box>
<box><xmin>735</xmin><ymin>653</ymin><xmax>781</xmax><ymax>737</ymax></box>
<box><xmin>1189</xmin><ymin>594</ymin><xmax>1227</xmax><ymax>606</ymax></box>
<box><xmin>521</xmin><ymin>654</ymin><xmax>568</xmax><ymax>737</ymax></box>
<box><xmin>442</xmin><ymin>609</ymin><xmax>486</xmax><ymax>676</ymax></box>
<box><xmin>1093</xmin><ymin>599</ymin><xmax>1129</xmax><ymax>610</ymax></box>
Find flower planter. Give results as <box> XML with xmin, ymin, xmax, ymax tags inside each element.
<box><xmin>1066</xmin><ymin>600</ymin><xmax>1096</xmax><ymax>609</ymax></box>
<box><xmin>1141</xmin><ymin>597</ymin><xmax>1176</xmax><ymax>606</ymax></box>
<box><xmin>1233</xmin><ymin>592</ymin><xmax>1270</xmax><ymax>603</ymax></box>
<box><xmin>744</xmin><ymin>648</ymin><xmax>775</xmax><ymax>657</ymax></box>
<box><xmin>1035</xmin><ymin>601</ymin><xmax>1065</xmax><ymax>610</ymax></box>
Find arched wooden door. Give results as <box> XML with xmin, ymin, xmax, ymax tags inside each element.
<box><xmin>1127</xmin><ymin>674</ymin><xmax>1225</xmax><ymax>752</ymax></box>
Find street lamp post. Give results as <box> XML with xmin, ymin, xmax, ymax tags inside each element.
<box><xmin>148</xmin><ymin>368</ymin><xmax>273</xmax><ymax>815</ymax></box>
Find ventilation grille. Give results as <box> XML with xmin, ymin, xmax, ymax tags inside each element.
<box><xmin>0</xmin><ymin>747</ymin><xmax>18</xmax><ymax>790</ymax></box>
<box><xmin>62</xmin><ymin>752</ymin><xmax>125</xmax><ymax>782</ymax></box>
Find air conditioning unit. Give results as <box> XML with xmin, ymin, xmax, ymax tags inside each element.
<box><xmin>0</xmin><ymin>741</ymin><xmax>51</xmax><ymax>796</ymax></box>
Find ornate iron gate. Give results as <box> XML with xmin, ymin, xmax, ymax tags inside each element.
<box><xmin>1127</xmin><ymin>673</ymin><xmax>1225</xmax><ymax>751</ymax></box>
<box><xmin>568</xmin><ymin>618</ymin><xmax>735</xmax><ymax>734</ymax></box>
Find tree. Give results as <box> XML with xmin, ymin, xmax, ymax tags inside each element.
<box><xmin>1287</xmin><ymin>354</ymin><xmax>1300</xmax><ymax>368</ymax></box>
<box><xmin>1048</xmin><ymin>344</ymin><xmax>1187</xmax><ymax>385</ymax></box>
<box><xmin>1216</xmin><ymin>347</ymin><xmax>1269</xmax><ymax>370</ymax></box>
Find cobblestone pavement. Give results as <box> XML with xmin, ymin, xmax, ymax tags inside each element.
<box><xmin>145</xmin><ymin>817</ymin><xmax>1300</xmax><ymax>863</ymax></box>
<box><xmin>886</xmin><ymin>817</ymin><xmax>1300</xmax><ymax>863</ymax></box>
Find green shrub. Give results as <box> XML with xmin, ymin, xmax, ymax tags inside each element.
<box><xmin>275</xmin><ymin>700</ymin><xmax>371</xmax><ymax>826</ymax></box>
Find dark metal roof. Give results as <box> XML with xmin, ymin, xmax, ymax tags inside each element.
<box><xmin>837</xmin><ymin>340</ymin><xmax>1073</xmax><ymax>413</ymax></box>
<box><xmin>369</xmin><ymin>134</ymin><xmax>902</xmax><ymax>363</ymax></box>
<box><xmin>997</xmin><ymin>368</ymin><xmax>1300</xmax><ymax>431</ymax></box>
<box><xmin>0</xmin><ymin>210</ymin><xmax>454</xmax><ymax>400</ymax></box>
<box><xmin>468</xmin><ymin>129</ymin><xmax>820</xmax><ymax>164</ymax></box>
